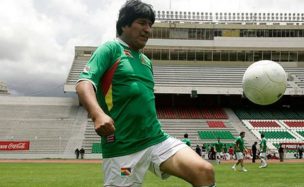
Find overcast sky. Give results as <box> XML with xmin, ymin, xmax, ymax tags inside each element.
<box><xmin>0</xmin><ymin>0</ymin><xmax>303</xmax><ymax>97</ymax></box>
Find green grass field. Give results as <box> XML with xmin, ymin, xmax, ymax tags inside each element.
<box><xmin>1</xmin><ymin>161</ymin><xmax>304</xmax><ymax>187</ymax></box>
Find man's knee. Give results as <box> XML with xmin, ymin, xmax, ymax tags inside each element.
<box><xmin>192</xmin><ymin>161</ymin><xmax>215</xmax><ymax>186</ymax></box>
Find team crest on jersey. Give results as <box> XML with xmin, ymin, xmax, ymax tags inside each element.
<box><xmin>124</xmin><ymin>49</ymin><xmax>133</xmax><ymax>58</ymax></box>
<box><xmin>83</xmin><ymin>65</ymin><xmax>91</xmax><ymax>73</ymax></box>
<box><xmin>121</xmin><ymin>167</ymin><xmax>132</xmax><ymax>176</ymax></box>
<box><xmin>106</xmin><ymin>135</ymin><xmax>115</xmax><ymax>143</ymax></box>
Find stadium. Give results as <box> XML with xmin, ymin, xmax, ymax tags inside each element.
<box><xmin>1</xmin><ymin>10</ymin><xmax>304</xmax><ymax>187</ymax></box>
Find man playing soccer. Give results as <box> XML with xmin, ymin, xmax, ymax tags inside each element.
<box><xmin>232</xmin><ymin>132</ymin><xmax>247</xmax><ymax>172</ymax></box>
<box><xmin>181</xmin><ymin>133</ymin><xmax>192</xmax><ymax>147</ymax></box>
<box><xmin>215</xmin><ymin>138</ymin><xmax>223</xmax><ymax>164</ymax></box>
<box><xmin>76</xmin><ymin>0</ymin><xmax>215</xmax><ymax>186</ymax></box>
<box><xmin>259</xmin><ymin>134</ymin><xmax>268</xmax><ymax>168</ymax></box>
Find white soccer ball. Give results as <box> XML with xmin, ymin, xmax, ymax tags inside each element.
<box><xmin>242</xmin><ymin>60</ymin><xmax>287</xmax><ymax>105</ymax></box>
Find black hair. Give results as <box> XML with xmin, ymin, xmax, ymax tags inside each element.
<box><xmin>261</xmin><ymin>134</ymin><xmax>265</xmax><ymax>138</ymax></box>
<box><xmin>184</xmin><ymin>133</ymin><xmax>188</xmax><ymax>138</ymax></box>
<box><xmin>116</xmin><ymin>0</ymin><xmax>155</xmax><ymax>36</ymax></box>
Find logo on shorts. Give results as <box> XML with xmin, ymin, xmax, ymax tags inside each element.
<box><xmin>121</xmin><ymin>167</ymin><xmax>132</xmax><ymax>176</ymax></box>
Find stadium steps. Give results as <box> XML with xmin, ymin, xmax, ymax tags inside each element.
<box><xmin>82</xmin><ymin>120</ymin><xmax>101</xmax><ymax>153</ymax></box>
<box><xmin>0</xmin><ymin>97</ymin><xmax>83</xmax><ymax>157</ymax></box>
<box><xmin>160</xmin><ymin>118</ymin><xmax>239</xmax><ymax>148</ymax></box>
<box><xmin>224</xmin><ymin>108</ymin><xmax>259</xmax><ymax>147</ymax></box>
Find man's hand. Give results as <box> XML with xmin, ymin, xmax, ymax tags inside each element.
<box><xmin>243</xmin><ymin>149</ymin><xmax>248</xmax><ymax>155</ymax></box>
<box><xmin>93</xmin><ymin>114</ymin><xmax>115</xmax><ymax>137</ymax></box>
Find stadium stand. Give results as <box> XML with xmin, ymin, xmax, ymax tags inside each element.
<box><xmin>0</xmin><ymin>81</ymin><xmax>9</xmax><ymax>95</ymax></box>
<box><xmin>207</xmin><ymin>121</ymin><xmax>226</xmax><ymax>128</ymax></box>
<box><xmin>0</xmin><ymin>96</ymin><xmax>87</xmax><ymax>159</ymax></box>
<box><xmin>238</xmin><ymin>107</ymin><xmax>304</xmax><ymax>157</ymax></box>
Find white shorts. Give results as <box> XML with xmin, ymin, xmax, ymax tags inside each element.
<box><xmin>260</xmin><ymin>152</ymin><xmax>267</xmax><ymax>158</ymax></box>
<box><xmin>216</xmin><ymin>152</ymin><xmax>221</xmax><ymax>159</ymax></box>
<box><xmin>103</xmin><ymin>137</ymin><xmax>187</xmax><ymax>187</ymax></box>
<box><xmin>235</xmin><ymin>152</ymin><xmax>244</xmax><ymax>160</ymax></box>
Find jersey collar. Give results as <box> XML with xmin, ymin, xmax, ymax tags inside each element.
<box><xmin>116</xmin><ymin>37</ymin><xmax>129</xmax><ymax>48</ymax></box>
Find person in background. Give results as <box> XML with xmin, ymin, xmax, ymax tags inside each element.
<box><xmin>297</xmin><ymin>144</ymin><xmax>303</xmax><ymax>159</ymax></box>
<box><xmin>207</xmin><ymin>144</ymin><xmax>212</xmax><ymax>159</ymax></box>
<box><xmin>223</xmin><ymin>144</ymin><xmax>228</xmax><ymax>160</ymax></box>
<box><xmin>252</xmin><ymin>142</ymin><xmax>257</xmax><ymax>163</ymax></box>
<box><xmin>75</xmin><ymin>1</ymin><xmax>215</xmax><ymax>186</ymax></box>
<box><xmin>214</xmin><ymin>138</ymin><xmax>223</xmax><ymax>164</ymax></box>
<box><xmin>80</xmin><ymin>148</ymin><xmax>85</xmax><ymax>159</ymax></box>
<box><xmin>278</xmin><ymin>144</ymin><xmax>284</xmax><ymax>162</ymax></box>
<box><xmin>259</xmin><ymin>134</ymin><xmax>268</xmax><ymax>168</ymax></box>
<box><xmin>196</xmin><ymin>145</ymin><xmax>202</xmax><ymax>157</ymax></box>
<box><xmin>75</xmin><ymin>148</ymin><xmax>80</xmax><ymax>159</ymax></box>
<box><xmin>228</xmin><ymin>146</ymin><xmax>234</xmax><ymax>160</ymax></box>
<box><xmin>232</xmin><ymin>132</ymin><xmax>247</xmax><ymax>172</ymax></box>
<box><xmin>210</xmin><ymin>146</ymin><xmax>216</xmax><ymax>160</ymax></box>
<box><xmin>202</xmin><ymin>144</ymin><xmax>207</xmax><ymax>159</ymax></box>
<box><xmin>181</xmin><ymin>133</ymin><xmax>191</xmax><ymax>147</ymax></box>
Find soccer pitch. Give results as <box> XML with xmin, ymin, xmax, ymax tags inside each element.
<box><xmin>1</xmin><ymin>161</ymin><xmax>304</xmax><ymax>187</ymax></box>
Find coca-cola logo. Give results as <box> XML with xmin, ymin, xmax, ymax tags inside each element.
<box><xmin>8</xmin><ymin>143</ymin><xmax>26</xmax><ymax>149</ymax></box>
<box><xmin>0</xmin><ymin>141</ymin><xmax>30</xmax><ymax>151</ymax></box>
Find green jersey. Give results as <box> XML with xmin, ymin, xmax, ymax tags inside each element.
<box><xmin>260</xmin><ymin>137</ymin><xmax>267</xmax><ymax>153</ymax></box>
<box><xmin>78</xmin><ymin>39</ymin><xmax>169</xmax><ymax>158</ymax></box>
<box><xmin>234</xmin><ymin>136</ymin><xmax>245</xmax><ymax>152</ymax></box>
<box><xmin>181</xmin><ymin>138</ymin><xmax>191</xmax><ymax>146</ymax></box>
<box><xmin>215</xmin><ymin>141</ymin><xmax>223</xmax><ymax>152</ymax></box>
<box><xmin>223</xmin><ymin>146</ymin><xmax>228</xmax><ymax>153</ymax></box>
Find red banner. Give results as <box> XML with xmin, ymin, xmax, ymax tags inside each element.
<box><xmin>0</xmin><ymin>141</ymin><xmax>30</xmax><ymax>151</ymax></box>
<box><xmin>281</xmin><ymin>143</ymin><xmax>304</xmax><ymax>150</ymax></box>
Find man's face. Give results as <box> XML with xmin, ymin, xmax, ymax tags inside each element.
<box><xmin>121</xmin><ymin>18</ymin><xmax>152</xmax><ymax>50</ymax></box>
<box><xmin>241</xmin><ymin>133</ymin><xmax>245</xmax><ymax>138</ymax></box>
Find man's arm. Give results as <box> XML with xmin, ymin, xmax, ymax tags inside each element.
<box><xmin>76</xmin><ymin>81</ymin><xmax>115</xmax><ymax>137</ymax></box>
<box><xmin>235</xmin><ymin>140</ymin><xmax>240</xmax><ymax>151</ymax></box>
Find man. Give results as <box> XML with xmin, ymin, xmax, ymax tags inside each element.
<box><xmin>76</xmin><ymin>1</ymin><xmax>215</xmax><ymax>186</ymax></box>
<box><xmin>214</xmin><ymin>138</ymin><xmax>223</xmax><ymax>164</ymax></box>
<box><xmin>181</xmin><ymin>133</ymin><xmax>191</xmax><ymax>147</ymax></box>
<box><xmin>195</xmin><ymin>145</ymin><xmax>202</xmax><ymax>157</ymax></box>
<box><xmin>232</xmin><ymin>132</ymin><xmax>247</xmax><ymax>172</ymax></box>
<box><xmin>80</xmin><ymin>148</ymin><xmax>85</xmax><ymax>159</ymax></box>
<box><xmin>228</xmin><ymin>146</ymin><xmax>234</xmax><ymax>160</ymax></box>
<box><xmin>259</xmin><ymin>134</ymin><xmax>268</xmax><ymax>168</ymax></box>
<box><xmin>75</xmin><ymin>148</ymin><xmax>80</xmax><ymax>159</ymax></box>
<box><xmin>278</xmin><ymin>143</ymin><xmax>284</xmax><ymax>162</ymax></box>
<box><xmin>297</xmin><ymin>144</ymin><xmax>303</xmax><ymax>159</ymax></box>
<box><xmin>251</xmin><ymin>142</ymin><xmax>257</xmax><ymax>163</ymax></box>
<box><xmin>223</xmin><ymin>144</ymin><xmax>228</xmax><ymax>160</ymax></box>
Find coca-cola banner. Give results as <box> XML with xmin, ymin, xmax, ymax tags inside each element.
<box><xmin>0</xmin><ymin>141</ymin><xmax>30</xmax><ymax>151</ymax></box>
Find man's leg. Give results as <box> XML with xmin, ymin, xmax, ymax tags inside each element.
<box><xmin>232</xmin><ymin>160</ymin><xmax>238</xmax><ymax>171</ymax></box>
<box><xmin>259</xmin><ymin>153</ymin><xmax>267</xmax><ymax>168</ymax></box>
<box><xmin>160</xmin><ymin>146</ymin><xmax>215</xmax><ymax>187</ymax></box>
<box><xmin>240</xmin><ymin>159</ymin><xmax>247</xmax><ymax>171</ymax></box>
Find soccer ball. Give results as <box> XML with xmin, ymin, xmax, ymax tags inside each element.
<box><xmin>242</xmin><ymin>60</ymin><xmax>287</xmax><ymax>105</ymax></box>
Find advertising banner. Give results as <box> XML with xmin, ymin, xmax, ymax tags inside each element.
<box><xmin>0</xmin><ymin>141</ymin><xmax>30</xmax><ymax>151</ymax></box>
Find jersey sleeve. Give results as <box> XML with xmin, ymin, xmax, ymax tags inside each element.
<box><xmin>77</xmin><ymin>42</ymin><xmax>116</xmax><ymax>91</ymax></box>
